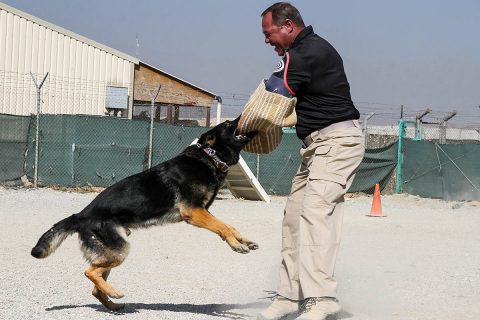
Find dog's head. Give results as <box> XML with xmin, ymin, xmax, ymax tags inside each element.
<box><xmin>197</xmin><ymin>115</ymin><xmax>257</xmax><ymax>165</ymax></box>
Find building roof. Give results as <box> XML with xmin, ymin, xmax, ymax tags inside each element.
<box><xmin>0</xmin><ymin>2</ymin><xmax>139</xmax><ymax>64</ymax></box>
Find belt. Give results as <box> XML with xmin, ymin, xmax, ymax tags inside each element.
<box><xmin>302</xmin><ymin>120</ymin><xmax>356</xmax><ymax>147</ymax></box>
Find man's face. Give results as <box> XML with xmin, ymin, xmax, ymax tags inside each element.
<box><xmin>262</xmin><ymin>12</ymin><xmax>290</xmax><ymax>56</ymax></box>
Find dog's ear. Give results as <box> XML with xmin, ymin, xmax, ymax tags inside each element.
<box><xmin>206</xmin><ymin>134</ymin><xmax>216</xmax><ymax>146</ymax></box>
<box><xmin>232</xmin><ymin>115</ymin><xmax>241</xmax><ymax>125</ymax></box>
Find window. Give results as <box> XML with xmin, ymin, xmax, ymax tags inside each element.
<box><xmin>105</xmin><ymin>86</ymin><xmax>128</xmax><ymax>110</ymax></box>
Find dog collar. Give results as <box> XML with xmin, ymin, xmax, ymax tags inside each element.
<box><xmin>196</xmin><ymin>143</ymin><xmax>229</xmax><ymax>173</ymax></box>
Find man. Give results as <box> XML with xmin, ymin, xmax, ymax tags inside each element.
<box><xmin>257</xmin><ymin>3</ymin><xmax>365</xmax><ymax>320</ymax></box>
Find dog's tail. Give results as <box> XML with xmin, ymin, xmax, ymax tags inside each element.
<box><xmin>31</xmin><ymin>214</ymin><xmax>78</xmax><ymax>259</ymax></box>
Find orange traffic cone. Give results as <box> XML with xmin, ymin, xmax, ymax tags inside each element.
<box><xmin>367</xmin><ymin>183</ymin><xmax>386</xmax><ymax>217</ymax></box>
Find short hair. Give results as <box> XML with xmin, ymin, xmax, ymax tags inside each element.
<box><xmin>261</xmin><ymin>2</ymin><xmax>305</xmax><ymax>27</ymax></box>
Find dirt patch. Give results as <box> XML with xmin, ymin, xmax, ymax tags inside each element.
<box><xmin>1</xmin><ymin>188</ymin><xmax>479</xmax><ymax>320</ymax></box>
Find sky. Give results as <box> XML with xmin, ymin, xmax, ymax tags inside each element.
<box><xmin>3</xmin><ymin>0</ymin><xmax>480</xmax><ymax>127</ymax></box>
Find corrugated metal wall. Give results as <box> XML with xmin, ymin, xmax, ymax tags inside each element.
<box><xmin>0</xmin><ymin>4</ymin><xmax>136</xmax><ymax>116</ymax></box>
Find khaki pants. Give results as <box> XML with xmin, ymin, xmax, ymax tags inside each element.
<box><xmin>277</xmin><ymin>121</ymin><xmax>365</xmax><ymax>300</ymax></box>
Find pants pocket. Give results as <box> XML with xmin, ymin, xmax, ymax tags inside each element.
<box><xmin>309</xmin><ymin>145</ymin><xmax>347</xmax><ymax>186</ymax></box>
<box><xmin>309</xmin><ymin>137</ymin><xmax>364</xmax><ymax>187</ymax></box>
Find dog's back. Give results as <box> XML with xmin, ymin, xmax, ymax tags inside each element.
<box><xmin>31</xmin><ymin>146</ymin><xmax>222</xmax><ymax>262</ymax></box>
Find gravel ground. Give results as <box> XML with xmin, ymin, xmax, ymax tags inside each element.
<box><xmin>1</xmin><ymin>187</ymin><xmax>479</xmax><ymax>320</ymax></box>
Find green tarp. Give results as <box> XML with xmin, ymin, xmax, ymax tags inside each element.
<box><xmin>402</xmin><ymin>139</ymin><xmax>480</xmax><ymax>200</ymax></box>
<box><xmin>0</xmin><ymin>114</ymin><xmax>30</xmax><ymax>181</ymax></box>
<box><xmin>2</xmin><ymin>114</ymin><xmax>397</xmax><ymax>195</ymax></box>
<box><xmin>22</xmin><ymin>115</ymin><xmax>209</xmax><ymax>187</ymax></box>
<box><xmin>349</xmin><ymin>141</ymin><xmax>398</xmax><ymax>193</ymax></box>
<box><xmin>242</xmin><ymin>138</ymin><xmax>398</xmax><ymax>195</ymax></box>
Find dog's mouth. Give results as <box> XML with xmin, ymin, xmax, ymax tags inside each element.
<box><xmin>234</xmin><ymin>131</ymin><xmax>257</xmax><ymax>143</ymax></box>
<box><xmin>234</xmin><ymin>134</ymin><xmax>249</xmax><ymax>143</ymax></box>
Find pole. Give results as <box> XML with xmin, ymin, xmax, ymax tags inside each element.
<box><xmin>414</xmin><ymin>108</ymin><xmax>431</xmax><ymax>140</ymax></box>
<box><xmin>148</xmin><ymin>85</ymin><xmax>161</xmax><ymax>169</ymax></box>
<box><xmin>30</xmin><ymin>72</ymin><xmax>49</xmax><ymax>188</ymax></box>
<box><xmin>215</xmin><ymin>96</ymin><xmax>222</xmax><ymax>125</ymax></box>
<box><xmin>396</xmin><ymin>119</ymin><xmax>406</xmax><ymax>193</ymax></box>
<box><xmin>363</xmin><ymin>112</ymin><xmax>375</xmax><ymax>148</ymax></box>
<box><xmin>439</xmin><ymin>111</ymin><xmax>456</xmax><ymax>144</ymax></box>
<box><xmin>256</xmin><ymin>154</ymin><xmax>260</xmax><ymax>179</ymax></box>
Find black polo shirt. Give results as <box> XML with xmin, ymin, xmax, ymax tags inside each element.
<box><xmin>272</xmin><ymin>26</ymin><xmax>360</xmax><ymax>139</ymax></box>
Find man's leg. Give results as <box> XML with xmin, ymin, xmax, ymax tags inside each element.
<box><xmin>277</xmin><ymin>160</ymin><xmax>309</xmax><ymax>300</ymax></box>
<box><xmin>298</xmin><ymin>177</ymin><xmax>345</xmax><ymax>299</ymax></box>
<box><xmin>258</xmin><ymin>159</ymin><xmax>308</xmax><ymax>319</ymax></box>
<box><xmin>296</xmin><ymin>127</ymin><xmax>364</xmax><ymax>319</ymax></box>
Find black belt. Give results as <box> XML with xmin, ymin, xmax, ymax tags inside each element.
<box><xmin>302</xmin><ymin>120</ymin><xmax>356</xmax><ymax>147</ymax></box>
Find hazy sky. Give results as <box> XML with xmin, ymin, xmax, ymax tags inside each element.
<box><xmin>4</xmin><ymin>0</ymin><xmax>480</xmax><ymax>127</ymax></box>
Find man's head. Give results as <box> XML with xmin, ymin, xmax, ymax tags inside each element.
<box><xmin>261</xmin><ymin>2</ymin><xmax>305</xmax><ymax>56</ymax></box>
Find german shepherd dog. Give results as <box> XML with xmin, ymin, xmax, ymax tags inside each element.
<box><xmin>31</xmin><ymin>117</ymin><xmax>258</xmax><ymax>311</ymax></box>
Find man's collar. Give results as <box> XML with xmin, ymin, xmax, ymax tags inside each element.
<box><xmin>291</xmin><ymin>25</ymin><xmax>313</xmax><ymax>49</ymax></box>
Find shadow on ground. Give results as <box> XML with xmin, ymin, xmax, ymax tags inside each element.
<box><xmin>47</xmin><ymin>301</ymin><xmax>353</xmax><ymax>319</ymax></box>
<box><xmin>46</xmin><ymin>301</ymin><xmax>269</xmax><ymax>319</ymax></box>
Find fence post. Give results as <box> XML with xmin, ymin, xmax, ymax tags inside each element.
<box><xmin>147</xmin><ymin>85</ymin><xmax>162</xmax><ymax>169</ymax></box>
<box><xmin>414</xmin><ymin>108</ymin><xmax>431</xmax><ymax>141</ymax></box>
<box><xmin>396</xmin><ymin>119</ymin><xmax>406</xmax><ymax>193</ymax></box>
<box><xmin>439</xmin><ymin>111</ymin><xmax>456</xmax><ymax>144</ymax></box>
<box><xmin>363</xmin><ymin>112</ymin><xmax>375</xmax><ymax>148</ymax></box>
<box><xmin>30</xmin><ymin>72</ymin><xmax>49</xmax><ymax>188</ymax></box>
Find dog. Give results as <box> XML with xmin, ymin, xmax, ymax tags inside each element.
<box><xmin>31</xmin><ymin>116</ymin><xmax>258</xmax><ymax>311</ymax></box>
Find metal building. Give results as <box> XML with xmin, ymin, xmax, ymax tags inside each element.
<box><xmin>0</xmin><ymin>2</ymin><xmax>138</xmax><ymax>117</ymax></box>
<box><xmin>0</xmin><ymin>2</ymin><xmax>220</xmax><ymax>123</ymax></box>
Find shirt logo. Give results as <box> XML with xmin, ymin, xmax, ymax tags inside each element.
<box><xmin>273</xmin><ymin>60</ymin><xmax>284</xmax><ymax>73</ymax></box>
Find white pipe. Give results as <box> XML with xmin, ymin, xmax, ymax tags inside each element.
<box><xmin>216</xmin><ymin>100</ymin><xmax>222</xmax><ymax>125</ymax></box>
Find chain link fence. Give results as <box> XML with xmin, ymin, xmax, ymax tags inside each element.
<box><xmin>1</xmin><ymin>112</ymin><xmax>479</xmax><ymax>197</ymax></box>
<box><xmin>0</xmin><ymin>113</ymin><xmax>396</xmax><ymax>195</ymax></box>
<box><xmin>417</xmin><ymin>123</ymin><xmax>480</xmax><ymax>144</ymax></box>
<box><xmin>0</xmin><ymin>113</ymin><xmax>30</xmax><ymax>182</ymax></box>
<box><xmin>1</xmin><ymin>69</ymin><xmax>479</xmax><ymax>198</ymax></box>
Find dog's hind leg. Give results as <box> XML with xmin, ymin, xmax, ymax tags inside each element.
<box><xmin>91</xmin><ymin>270</ymin><xmax>125</xmax><ymax>311</ymax></box>
<box><xmin>85</xmin><ymin>258</ymin><xmax>125</xmax><ymax>300</ymax></box>
<box><xmin>79</xmin><ymin>223</ymin><xmax>130</xmax><ymax>306</ymax></box>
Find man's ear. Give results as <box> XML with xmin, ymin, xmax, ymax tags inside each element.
<box><xmin>284</xmin><ymin>19</ymin><xmax>294</xmax><ymax>33</ymax></box>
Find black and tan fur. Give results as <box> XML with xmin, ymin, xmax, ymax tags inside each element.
<box><xmin>31</xmin><ymin>116</ymin><xmax>258</xmax><ymax>311</ymax></box>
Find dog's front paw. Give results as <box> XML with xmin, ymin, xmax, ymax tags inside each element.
<box><xmin>245</xmin><ymin>241</ymin><xmax>259</xmax><ymax>250</ymax></box>
<box><xmin>232</xmin><ymin>243</ymin><xmax>250</xmax><ymax>254</ymax></box>
<box><xmin>227</xmin><ymin>240</ymin><xmax>250</xmax><ymax>254</ymax></box>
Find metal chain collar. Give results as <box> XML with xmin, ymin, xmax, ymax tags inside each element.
<box><xmin>196</xmin><ymin>143</ymin><xmax>229</xmax><ymax>173</ymax></box>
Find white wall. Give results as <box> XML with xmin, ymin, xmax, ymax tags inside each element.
<box><xmin>0</xmin><ymin>4</ymin><xmax>137</xmax><ymax>116</ymax></box>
